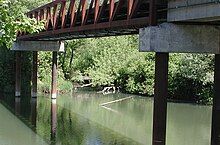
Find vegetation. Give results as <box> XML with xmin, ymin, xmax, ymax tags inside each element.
<box><xmin>0</xmin><ymin>0</ymin><xmax>49</xmax><ymax>94</ymax></box>
<box><xmin>0</xmin><ymin>0</ymin><xmax>45</xmax><ymax>47</ymax></box>
<box><xmin>58</xmin><ymin>37</ymin><xmax>213</xmax><ymax>104</ymax></box>
<box><xmin>0</xmin><ymin>0</ymin><xmax>215</xmax><ymax>104</ymax></box>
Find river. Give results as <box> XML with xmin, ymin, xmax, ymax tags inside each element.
<box><xmin>0</xmin><ymin>91</ymin><xmax>212</xmax><ymax>145</ymax></box>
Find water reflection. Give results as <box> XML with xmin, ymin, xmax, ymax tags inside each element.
<box><xmin>0</xmin><ymin>91</ymin><xmax>213</xmax><ymax>145</ymax></box>
<box><xmin>51</xmin><ymin>99</ymin><xmax>57</xmax><ymax>144</ymax></box>
<box><xmin>30</xmin><ymin>98</ymin><xmax>37</xmax><ymax>129</ymax></box>
<box><xmin>15</xmin><ymin>97</ymin><xmax>21</xmax><ymax>115</ymax></box>
<box><xmin>0</xmin><ymin>94</ymin><xmax>47</xmax><ymax>145</ymax></box>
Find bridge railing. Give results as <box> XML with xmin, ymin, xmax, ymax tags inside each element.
<box><xmin>17</xmin><ymin>0</ymin><xmax>167</xmax><ymax>40</ymax></box>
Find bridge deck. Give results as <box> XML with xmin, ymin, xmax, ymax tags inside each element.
<box><xmin>17</xmin><ymin>0</ymin><xmax>167</xmax><ymax>41</ymax></box>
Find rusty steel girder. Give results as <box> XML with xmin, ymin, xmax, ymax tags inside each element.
<box><xmin>17</xmin><ymin>0</ymin><xmax>167</xmax><ymax>40</ymax></box>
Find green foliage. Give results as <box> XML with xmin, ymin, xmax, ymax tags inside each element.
<box><xmin>0</xmin><ymin>0</ymin><xmax>45</xmax><ymax>48</ymax></box>
<box><xmin>0</xmin><ymin>0</ymin><xmax>215</xmax><ymax>104</ymax></box>
<box><xmin>168</xmin><ymin>54</ymin><xmax>214</xmax><ymax>104</ymax></box>
<box><xmin>59</xmin><ymin>36</ymin><xmax>215</xmax><ymax>104</ymax></box>
<box><xmin>0</xmin><ymin>0</ymin><xmax>51</xmax><ymax>94</ymax></box>
<box><xmin>38</xmin><ymin>51</ymin><xmax>73</xmax><ymax>94</ymax></box>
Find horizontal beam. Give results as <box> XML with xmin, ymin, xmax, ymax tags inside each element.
<box><xmin>139</xmin><ymin>23</ymin><xmax>220</xmax><ymax>54</ymax></box>
<box><xmin>11</xmin><ymin>41</ymin><xmax>64</xmax><ymax>52</ymax></box>
<box><xmin>17</xmin><ymin>17</ymin><xmax>149</xmax><ymax>41</ymax></box>
<box><xmin>168</xmin><ymin>0</ymin><xmax>220</xmax><ymax>22</ymax></box>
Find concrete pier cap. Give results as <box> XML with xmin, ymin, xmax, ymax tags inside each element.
<box><xmin>11</xmin><ymin>41</ymin><xmax>65</xmax><ymax>52</ymax></box>
<box><xmin>139</xmin><ymin>23</ymin><xmax>220</xmax><ymax>54</ymax></box>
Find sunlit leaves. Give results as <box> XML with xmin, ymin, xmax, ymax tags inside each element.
<box><xmin>0</xmin><ymin>0</ymin><xmax>45</xmax><ymax>48</ymax></box>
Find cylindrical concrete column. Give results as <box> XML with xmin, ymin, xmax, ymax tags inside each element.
<box><xmin>211</xmin><ymin>54</ymin><xmax>220</xmax><ymax>145</ymax></box>
<box><xmin>51</xmin><ymin>52</ymin><xmax>58</xmax><ymax>99</ymax></box>
<box><xmin>152</xmin><ymin>52</ymin><xmax>169</xmax><ymax>145</ymax></box>
<box><xmin>32</xmin><ymin>51</ymin><xmax>38</xmax><ymax>98</ymax></box>
<box><xmin>15</xmin><ymin>51</ymin><xmax>21</xmax><ymax>97</ymax></box>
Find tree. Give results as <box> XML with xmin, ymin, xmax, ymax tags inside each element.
<box><xmin>0</xmin><ymin>0</ymin><xmax>45</xmax><ymax>47</ymax></box>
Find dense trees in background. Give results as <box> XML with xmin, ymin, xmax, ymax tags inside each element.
<box><xmin>0</xmin><ymin>0</ymin><xmax>214</xmax><ymax>104</ymax></box>
<box><xmin>37</xmin><ymin>35</ymin><xmax>214</xmax><ymax>104</ymax></box>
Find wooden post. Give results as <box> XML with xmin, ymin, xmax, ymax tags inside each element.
<box><xmin>153</xmin><ymin>53</ymin><xmax>169</xmax><ymax>145</ymax></box>
<box><xmin>32</xmin><ymin>51</ymin><xmax>38</xmax><ymax>98</ymax></box>
<box><xmin>51</xmin><ymin>52</ymin><xmax>58</xmax><ymax>99</ymax></box>
<box><xmin>15</xmin><ymin>51</ymin><xmax>21</xmax><ymax>97</ymax></box>
<box><xmin>211</xmin><ymin>54</ymin><xmax>220</xmax><ymax>145</ymax></box>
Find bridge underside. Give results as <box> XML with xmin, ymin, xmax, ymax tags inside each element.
<box><xmin>17</xmin><ymin>0</ymin><xmax>167</xmax><ymax>41</ymax></box>
<box><xmin>18</xmin><ymin>18</ymin><xmax>149</xmax><ymax>40</ymax></box>
<box><xmin>14</xmin><ymin>1</ymin><xmax>220</xmax><ymax>145</ymax></box>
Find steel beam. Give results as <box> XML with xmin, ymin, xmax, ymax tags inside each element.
<box><xmin>152</xmin><ymin>52</ymin><xmax>169</xmax><ymax>145</ymax></box>
<box><xmin>150</xmin><ymin>0</ymin><xmax>168</xmax><ymax>145</ymax></box>
<box><xmin>15</xmin><ymin>52</ymin><xmax>21</xmax><ymax>97</ymax></box>
<box><xmin>51</xmin><ymin>52</ymin><xmax>58</xmax><ymax>99</ymax></box>
<box><xmin>32</xmin><ymin>51</ymin><xmax>38</xmax><ymax>98</ymax></box>
<box><xmin>211</xmin><ymin>54</ymin><xmax>220</xmax><ymax>145</ymax></box>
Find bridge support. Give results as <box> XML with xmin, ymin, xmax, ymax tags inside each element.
<box><xmin>51</xmin><ymin>52</ymin><xmax>58</xmax><ymax>99</ymax></box>
<box><xmin>152</xmin><ymin>52</ymin><xmax>169</xmax><ymax>145</ymax></box>
<box><xmin>15</xmin><ymin>51</ymin><xmax>21</xmax><ymax>97</ymax></box>
<box><xmin>211</xmin><ymin>54</ymin><xmax>220</xmax><ymax>145</ymax></box>
<box><xmin>32</xmin><ymin>51</ymin><xmax>38</xmax><ymax>98</ymax></box>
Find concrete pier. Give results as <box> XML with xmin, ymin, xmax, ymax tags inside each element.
<box><xmin>139</xmin><ymin>23</ymin><xmax>220</xmax><ymax>53</ymax></box>
<box><xmin>15</xmin><ymin>52</ymin><xmax>21</xmax><ymax>97</ymax></box>
<box><xmin>168</xmin><ymin>0</ymin><xmax>220</xmax><ymax>22</ymax></box>
<box><xmin>12</xmin><ymin>41</ymin><xmax>64</xmax><ymax>52</ymax></box>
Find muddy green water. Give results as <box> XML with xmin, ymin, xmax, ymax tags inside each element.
<box><xmin>0</xmin><ymin>91</ymin><xmax>212</xmax><ymax>145</ymax></box>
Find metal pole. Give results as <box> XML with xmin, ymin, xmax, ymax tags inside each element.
<box><xmin>211</xmin><ymin>54</ymin><xmax>220</xmax><ymax>145</ymax></box>
<box><xmin>153</xmin><ymin>53</ymin><xmax>169</xmax><ymax>145</ymax></box>
<box><xmin>51</xmin><ymin>52</ymin><xmax>58</xmax><ymax>99</ymax></box>
<box><xmin>32</xmin><ymin>51</ymin><xmax>38</xmax><ymax>98</ymax></box>
<box><xmin>15</xmin><ymin>51</ymin><xmax>21</xmax><ymax>97</ymax></box>
<box><xmin>149</xmin><ymin>0</ymin><xmax>169</xmax><ymax>145</ymax></box>
<box><xmin>149</xmin><ymin>0</ymin><xmax>157</xmax><ymax>26</ymax></box>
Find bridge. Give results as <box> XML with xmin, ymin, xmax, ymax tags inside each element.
<box><xmin>12</xmin><ymin>0</ymin><xmax>220</xmax><ymax>145</ymax></box>
<box><xmin>17</xmin><ymin>0</ymin><xmax>167</xmax><ymax>40</ymax></box>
